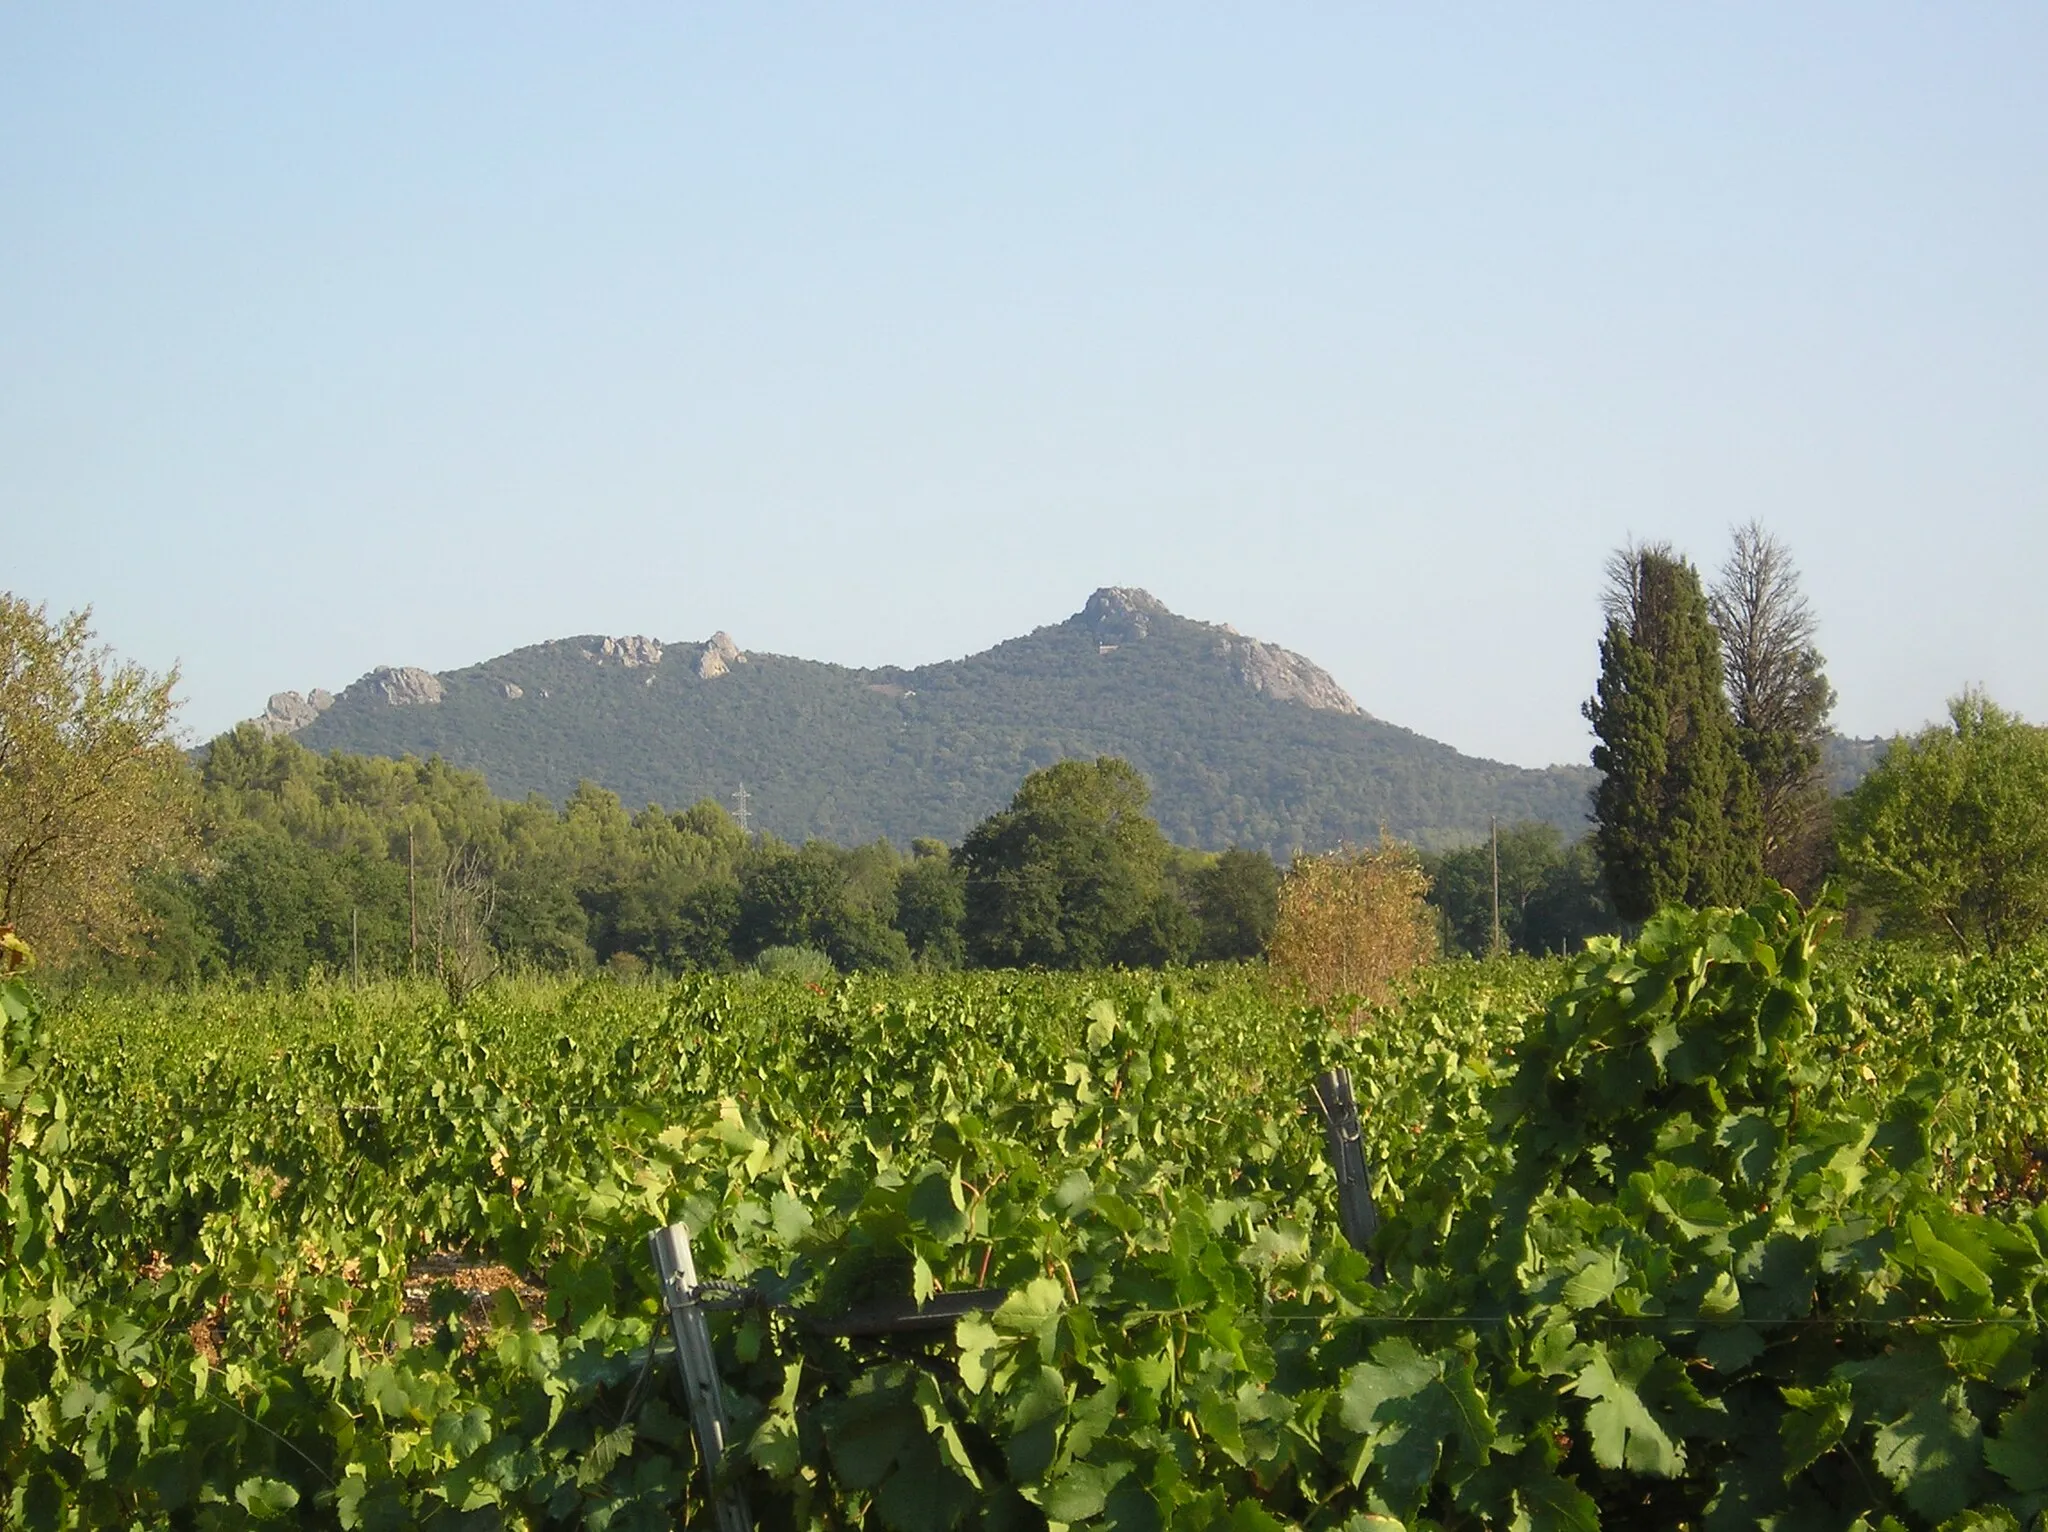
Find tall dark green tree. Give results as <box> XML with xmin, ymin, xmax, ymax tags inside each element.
<box><xmin>1584</xmin><ymin>546</ymin><xmax>1762</xmax><ymax>920</ymax></box>
<box><xmin>735</xmin><ymin>843</ymin><xmax>910</xmax><ymax>972</ymax></box>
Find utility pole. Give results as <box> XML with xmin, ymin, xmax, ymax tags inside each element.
<box><xmin>732</xmin><ymin>782</ymin><xmax>751</xmax><ymax>835</ymax></box>
<box><xmin>1490</xmin><ymin>817</ymin><xmax>1502</xmax><ymax>958</ymax></box>
<box><xmin>408</xmin><ymin>826</ymin><xmax>418</xmax><ymax>979</ymax></box>
<box><xmin>352</xmin><ymin>907</ymin><xmax>360</xmax><ymax>990</ymax></box>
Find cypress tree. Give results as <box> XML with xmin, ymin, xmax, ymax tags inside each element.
<box><xmin>1584</xmin><ymin>548</ymin><xmax>1762</xmax><ymax>920</ymax></box>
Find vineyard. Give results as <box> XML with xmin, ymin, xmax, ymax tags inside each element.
<box><xmin>5</xmin><ymin>895</ymin><xmax>2048</xmax><ymax>1529</ymax></box>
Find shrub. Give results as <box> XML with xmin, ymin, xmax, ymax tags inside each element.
<box><xmin>752</xmin><ymin>944</ymin><xmax>837</xmax><ymax>983</ymax></box>
<box><xmin>1266</xmin><ymin>840</ymin><xmax>1436</xmax><ymax>1005</ymax></box>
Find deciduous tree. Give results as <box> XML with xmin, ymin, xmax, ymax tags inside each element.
<box><xmin>1266</xmin><ymin>840</ymin><xmax>1435</xmax><ymax>1005</ymax></box>
<box><xmin>0</xmin><ymin>596</ymin><xmax>193</xmax><ymax>959</ymax></box>
<box><xmin>431</xmin><ymin>845</ymin><xmax>499</xmax><ymax>1004</ymax></box>
<box><xmin>895</xmin><ymin>841</ymin><xmax>967</xmax><ymax>968</ymax></box>
<box><xmin>1425</xmin><ymin>823</ymin><xmax>1621</xmax><ymax>957</ymax></box>
<box><xmin>957</xmin><ymin>757</ymin><xmax>1182</xmax><ymax>968</ymax></box>
<box><xmin>1189</xmin><ymin>847</ymin><xmax>1280</xmax><ymax>961</ymax></box>
<box><xmin>1708</xmin><ymin>523</ymin><xmax>1836</xmax><ymax>893</ymax></box>
<box><xmin>1837</xmin><ymin>692</ymin><xmax>2048</xmax><ymax>953</ymax></box>
<box><xmin>736</xmin><ymin>842</ymin><xmax>911</xmax><ymax>972</ymax></box>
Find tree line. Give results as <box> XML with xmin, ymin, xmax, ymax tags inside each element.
<box><xmin>7</xmin><ymin>547</ymin><xmax>2048</xmax><ymax>986</ymax></box>
<box><xmin>83</xmin><ymin>731</ymin><xmax>1611</xmax><ymax>986</ymax></box>
<box><xmin>83</xmin><ymin>731</ymin><xmax>1298</xmax><ymax>984</ymax></box>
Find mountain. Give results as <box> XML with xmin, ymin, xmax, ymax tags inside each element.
<box><xmin>1825</xmin><ymin>734</ymin><xmax>1889</xmax><ymax>795</ymax></box>
<box><xmin>251</xmin><ymin>588</ymin><xmax>1596</xmax><ymax>855</ymax></box>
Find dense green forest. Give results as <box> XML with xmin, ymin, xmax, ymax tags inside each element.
<box><xmin>271</xmin><ymin>588</ymin><xmax>1597</xmax><ymax>856</ymax></box>
<box><xmin>105</xmin><ymin>728</ymin><xmax>1615</xmax><ymax>987</ymax></box>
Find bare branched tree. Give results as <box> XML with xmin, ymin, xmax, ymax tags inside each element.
<box><xmin>1599</xmin><ymin>540</ymin><xmax>1679</xmax><ymax>634</ymax></box>
<box><xmin>1710</xmin><ymin>524</ymin><xmax>1831</xmax><ymax>742</ymax></box>
<box><xmin>432</xmin><ymin>846</ymin><xmax>499</xmax><ymax>1006</ymax></box>
<box><xmin>1708</xmin><ymin>523</ymin><xmax>1837</xmax><ymax>893</ymax></box>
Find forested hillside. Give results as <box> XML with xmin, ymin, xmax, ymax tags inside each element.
<box><xmin>267</xmin><ymin>588</ymin><xmax>1594</xmax><ymax>855</ymax></box>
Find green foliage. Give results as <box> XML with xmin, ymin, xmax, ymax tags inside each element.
<box><xmin>1188</xmin><ymin>846</ymin><xmax>1281</xmax><ymax>961</ymax></box>
<box><xmin>737</xmin><ymin>842</ymin><xmax>910</xmax><ymax>972</ymax></box>
<box><xmin>1586</xmin><ymin>549</ymin><xmax>1763</xmax><ymax>920</ymax></box>
<box><xmin>86</xmin><ymin>735</ymin><xmax>1304</xmax><ymax>985</ymax></box>
<box><xmin>10</xmin><ymin>913</ymin><xmax>2047</xmax><ymax>1526</ymax></box>
<box><xmin>204</xmin><ymin>826</ymin><xmax>407</xmax><ymax>980</ymax></box>
<box><xmin>751</xmin><ymin>944</ymin><xmax>839</xmax><ymax>982</ymax></box>
<box><xmin>85</xmin><ymin>730</ymin><xmax>981</xmax><ymax>983</ymax></box>
<box><xmin>1376</xmin><ymin>895</ymin><xmax>2048</xmax><ymax>1528</ymax></box>
<box><xmin>1839</xmin><ymin>692</ymin><xmax>2048</xmax><ymax>953</ymax></box>
<box><xmin>0</xmin><ymin>934</ymin><xmax>75</xmax><ymax>1519</ymax></box>
<box><xmin>896</xmin><ymin>844</ymin><xmax>968</xmax><ymax>969</ymax></box>
<box><xmin>282</xmin><ymin>593</ymin><xmax>1598</xmax><ymax>856</ymax></box>
<box><xmin>958</xmin><ymin>757</ymin><xmax>1187</xmax><ymax>969</ymax></box>
<box><xmin>1425</xmin><ymin>821</ymin><xmax>1622</xmax><ymax>957</ymax></box>
<box><xmin>0</xmin><ymin>594</ymin><xmax>193</xmax><ymax>960</ymax></box>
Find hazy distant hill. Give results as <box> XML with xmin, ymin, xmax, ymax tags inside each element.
<box><xmin>256</xmin><ymin>588</ymin><xmax>1597</xmax><ymax>855</ymax></box>
<box><xmin>1825</xmin><ymin>734</ymin><xmax>1889</xmax><ymax>795</ymax></box>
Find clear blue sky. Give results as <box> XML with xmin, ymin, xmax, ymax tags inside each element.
<box><xmin>6</xmin><ymin>5</ymin><xmax>2043</xmax><ymax>768</ymax></box>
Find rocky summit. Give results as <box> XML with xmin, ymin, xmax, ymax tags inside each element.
<box><xmin>246</xmin><ymin>589</ymin><xmax>1594</xmax><ymax>854</ymax></box>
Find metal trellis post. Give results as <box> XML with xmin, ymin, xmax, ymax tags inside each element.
<box><xmin>1313</xmin><ymin>1066</ymin><xmax>1381</xmax><ymax>1279</ymax></box>
<box><xmin>649</xmin><ymin>1222</ymin><xmax>752</xmax><ymax>1532</ymax></box>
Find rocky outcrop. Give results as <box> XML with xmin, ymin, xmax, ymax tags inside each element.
<box><xmin>584</xmin><ymin>635</ymin><xmax>664</xmax><ymax>668</ymax></box>
<box><xmin>694</xmin><ymin>632</ymin><xmax>744</xmax><ymax>680</ymax></box>
<box><xmin>345</xmin><ymin>666</ymin><xmax>445</xmax><ymax>708</ymax></box>
<box><xmin>254</xmin><ymin>687</ymin><xmax>335</xmax><ymax>736</ymax></box>
<box><xmin>1074</xmin><ymin>586</ymin><xmax>1362</xmax><ymax>715</ymax></box>
<box><xmin>1079</xmin><ymin>587</ymin><xmax>1170</xmax><ymax>645</ymax></box>
<box><xmin>500</xmin><ymin>682</ymin><xmax>524</xmax><ymax>700</ymax></box>
<box><xmin>1224</xmin><ymin>635</ymin><xmax>1362</xmax><ymax>715</ymax></box>
<box><xmin>571</xmin><ymin>631</ymin><xmax>742</xmax><ymax>677</ymax></box>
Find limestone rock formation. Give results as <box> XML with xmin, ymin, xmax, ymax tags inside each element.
<box><xmin>345</xmin><ymin>666</ymin><xmax>446</xmax><ymax>708</ymax></box>
<box><xmin>694</xmin><ymin>632</ymin><xmax>744</xmax><ymax>679</ymax></box>
<box><xmin>254</xmin><ymin>687</ymin><xmax>336</xmax><ymax>736</ymax></box>
<box><xmin>1224</xmin><ymin>635</ymin><xmax>1362</xmax><ymax>715</ymax></box>
<box><xmin>1080</xmin><ymin>587</ymin><xmax>1170</xmax><ymax>645</ymax></box>
<box><xmin>500</xmin><ymin>682</ymin><xmax>524</xmax><ymax>700</ymax></box>
<box><xmin>585</xmin><ymin>635</ymin><xmax>665</xmax><ymax>668</ymax></box>
<box><xmin>1074</xmin><ymin>586</ymin><xmax>1361</xmax><ymax>715</ymax></box>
